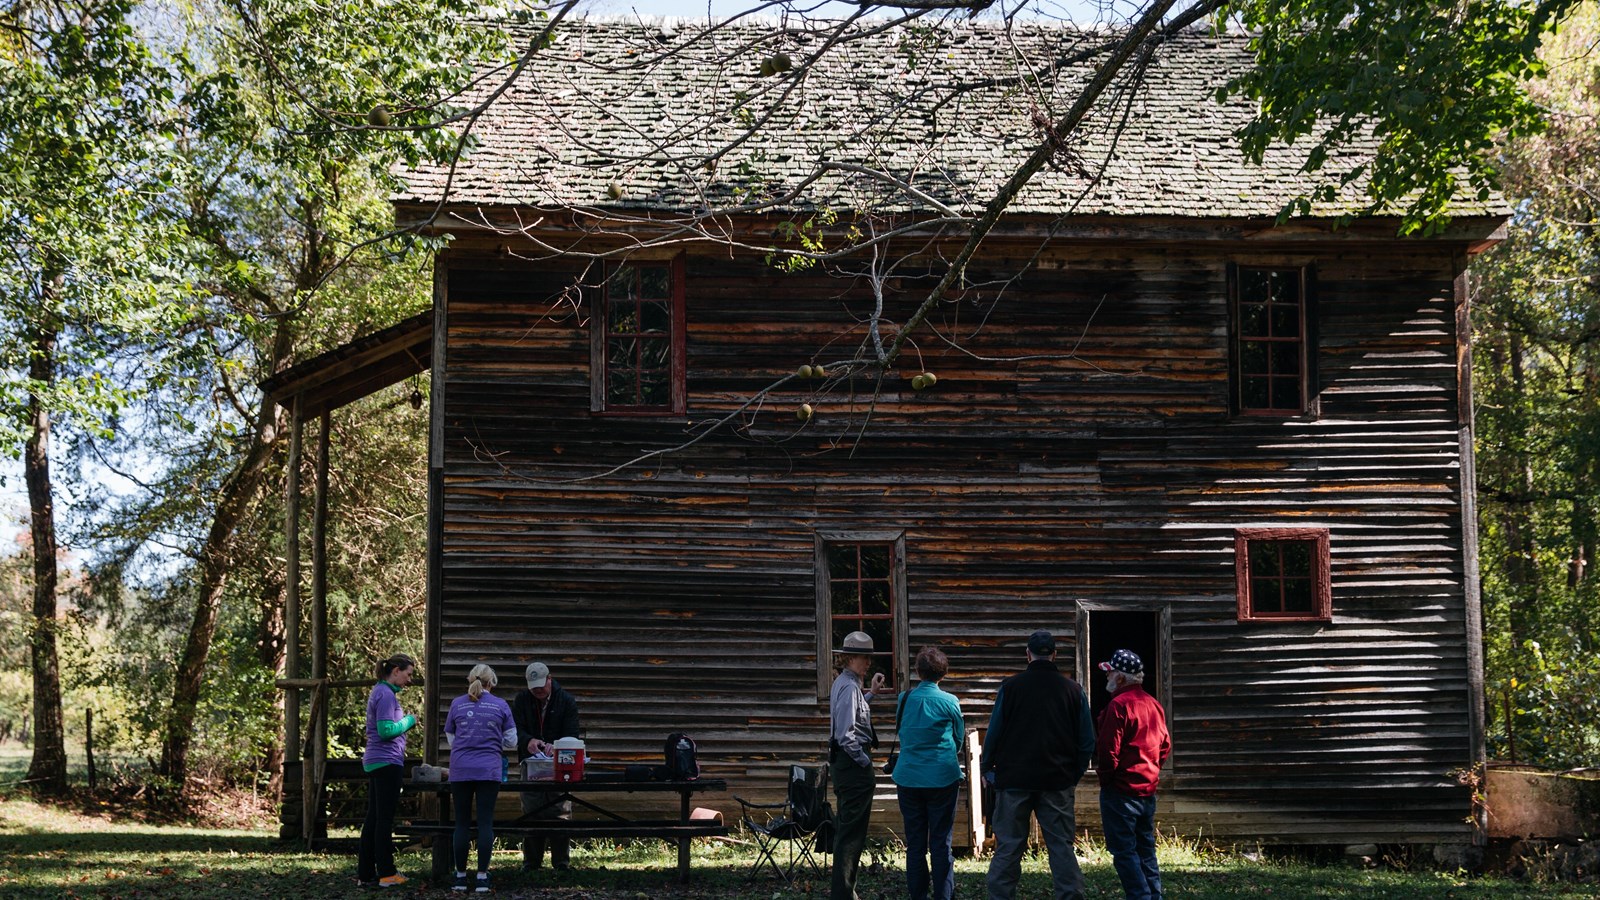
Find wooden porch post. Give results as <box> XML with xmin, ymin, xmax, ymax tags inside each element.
<box><xmin>307</xmin><ymin>410</ymin><xmax>331</xmax><ymax>846</ymax></box>
<box><xmin>284</xmin><ymin>399</ymin><xmax>303</xmax><ymax>766</ymax></box>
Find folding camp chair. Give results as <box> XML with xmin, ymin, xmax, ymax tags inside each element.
<box><xmin>733</xmin><ymin>764</ymin><xmax>833</xmax><ymax>884</ymax></box>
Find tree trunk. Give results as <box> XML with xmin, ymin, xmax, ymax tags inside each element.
<box><xmin>257</xmin><ymin>563</ymin><xmax>287</xmax><ymax>799</ymax></box>
<box><xmin>1503</xmin><ymin>333</ymin><xmax>1537</xmax><ymax>661</ymax></box>
<box><xmin>1572</xmin><ymin>455</ymin><xmax>1595</xmax><ymax>589</ymax></box>
<box><xmin>1510</xmin><ymin>335</ymin><xmax>1538</xmax><ymax>583</ymax></box>
<box><xmin>23</xmin><ymin>317</ymin><xmax>67</xmax><ymax>794</ymax></box>
<box><xmin>159</xmin><ymin>319</ymin><xmax>295</xmax><ymax>792</ymax></box>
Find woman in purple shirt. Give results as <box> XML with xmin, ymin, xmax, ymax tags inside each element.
<box><xmin>444</xmin><ymin>663</ymin><xmax>518</xmax><ymax>893</ymax></box>
<box><xmin>359</xmin><ymin>653</ymin><xmax>418</xmax><ymax>888</ymax></box>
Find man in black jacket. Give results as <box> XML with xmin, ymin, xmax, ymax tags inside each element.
<box><xmin>513</xmin><ymin>661</ymin><xmax>580</xmax><ymax>871</ymax></box>
<box><xmin>981</xmin><ymin>630</ymin><xmax>1096</xmax><ymax>900</ymax></box>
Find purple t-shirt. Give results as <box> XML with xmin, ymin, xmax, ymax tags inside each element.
<box><xmin>363</xmin><ymin>681</ymin><xmax>408</xmax><ymax>768</ymax></box>
<box><xmin>444</xmin><ymin>692</ymin><xmax>516</xmax><ymax>782</ymax></box>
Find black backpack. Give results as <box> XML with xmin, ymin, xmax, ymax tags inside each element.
<box><xmin>663</xmin><ymin>732</ymin><xmax>699</xmax><ymax>781</ymax></box>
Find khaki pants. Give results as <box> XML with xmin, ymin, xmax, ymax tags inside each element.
<box><xmin>830</xmin><ymin>756</ymin><xmax>875</xmax><ymax>900</ymax></box>
<box><xmin>519</xmin><ymin>792</ymin><xmax>571</xmax><ymax>869</ymax></box>
<box><xmin>986</xmin><ymin>787</ymin><xmax>1083</xmax><ymax>900</ymax></box>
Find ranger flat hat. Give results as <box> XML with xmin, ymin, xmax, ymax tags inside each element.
<box><xmin>832</xmin><ymin>631</ymin><xmax>875</xmax><ymax>655</ymax></box>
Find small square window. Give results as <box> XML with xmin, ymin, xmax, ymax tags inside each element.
<box><xmin>1231</xmin><ymin>266</ymin><xmax>1311</xmax><ymax>416</ymax></box>
<box><xmin>592</xmin><ymin>258</ymin><xmax>685</xmax><ymax>414</ymax></box>
<box><xmin>1235</xmin><ymin>528</ymin><xmax>1332</xmax><ymax>623</ymax></box>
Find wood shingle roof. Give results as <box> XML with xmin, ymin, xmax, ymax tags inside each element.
<box><xmin>396</xmin><ymin>19</ymin><xmax>1504</xmax><ymax>221</ymax></box>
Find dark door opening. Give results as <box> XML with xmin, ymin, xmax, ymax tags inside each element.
<box><xmin>1085</xmin><ymin>609</ymin><xmax>1163</xmax><ymax>720</ymax></box>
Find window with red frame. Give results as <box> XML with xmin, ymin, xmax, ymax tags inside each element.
<box><xmin>820</xmin><ymin>538</ymin><xmax>904</xmax><ymax>691</ymax></box>
<box><xmin>1235</xmin><ymin>528</ymin><xmax>1332</xmax><ymax>622</ymax></box>
<box><xmin>594</xmin><ymin>260</ymin><xmax>684</xmax><ymax>413</ymax></box>
<box><xmin>1232</xmin><ymin>266</ymin><xmax>1310</xmax><ymax>415</ymax></box>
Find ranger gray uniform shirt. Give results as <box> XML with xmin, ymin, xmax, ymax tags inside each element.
<box><xmin>830</xmin><ymin>668</ymin><xmax>879</xmax><ymax>767</ymax></box>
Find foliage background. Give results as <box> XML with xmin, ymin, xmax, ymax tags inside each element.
<box><xmin>1473</xmin><ymin>4</ymin><xmax>1600</xmax><ymax>770</ymax></box>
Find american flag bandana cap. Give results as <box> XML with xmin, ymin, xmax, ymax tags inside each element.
<box><xmin>1098</xmin><ymin>648</ymin><xmax>1144</xmax><ymax>677</ymax></box>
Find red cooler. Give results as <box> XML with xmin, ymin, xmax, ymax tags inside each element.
<box><xmin>553</xmin><ymin>737</ymin><xmax>586</xmax><ymax>782</ymax></box>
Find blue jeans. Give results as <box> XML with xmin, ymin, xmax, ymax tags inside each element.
<box><xmin>986</xmin><ymin>786</ymin><xmax>1083</xmax><ymax>900</ymax></box>
<box><xmin>451</xmin><ymin>780</ymin><xmax>500</xmax><ymax>872</ymax></box>
<box><xmin>1100</xmin><ymin>789</ymin><xmax>1162</xmax><ymax>900</ymax></box>
<box><xmin>898</xmin><ymin>782</ymin><xmax>959</xmax><ymax>900</ymax></box>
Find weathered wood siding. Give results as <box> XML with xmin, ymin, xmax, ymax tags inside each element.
<box><xmin>433</xmin><ymin>236</ymin><xmax>1477</xmax><ymax>845</ymax></box>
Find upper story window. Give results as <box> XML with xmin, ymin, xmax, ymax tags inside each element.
<box><xmin>1235</xmin><ymin>527</ymin><xmax>1332</xmax><ymax>623</ymax></box>
<box><xmin>1231</xmin><ymin>266</ymin><xmax>1311</xmax><ymax>416</ymax></box>
<box><xmin>815</xmin><ymin>531</ymin><xmax>908</xmax><ymax>696</ymax></box>
<box><xmin>592</xmin><ymin>258</ymin><xmax>685</xmax><ymax>414</ymax></box>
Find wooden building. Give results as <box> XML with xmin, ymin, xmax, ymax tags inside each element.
<box><xmin>376</xmin><ymin>20</ymin><xmax>1501</xmax><ymax>849</ymax></box>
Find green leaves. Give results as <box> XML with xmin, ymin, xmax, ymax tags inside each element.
<box><xmin>0</xmin><ymin>0</ymin><xmax>197</xmax><ymax>451</ymax></box>
<box><xmin>203</xmin><ymin>0</ymin><xmax>509</xmax><ymax>178</ymax></box>
<box><xmin>1219</xmin><ymin>0</ymin><xmax>1581</xmax><ymax>234</ymax></box>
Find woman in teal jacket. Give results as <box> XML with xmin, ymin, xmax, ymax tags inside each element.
<box><xmin>891</xmin><ymin>646</ymin><xmax>965</xmax><ymax>900</ymax></box>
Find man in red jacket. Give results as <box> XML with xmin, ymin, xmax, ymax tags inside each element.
<box><xmin>1095</xmin><ymin>649</ymin><xmax>1170</xmax><ymax>900</ymax></box>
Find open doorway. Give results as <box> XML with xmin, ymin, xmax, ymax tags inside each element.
<box><xmin>1078</xmin><ymin>606</ymin><xmax>1168</xmax><ymax>720</ymax></box>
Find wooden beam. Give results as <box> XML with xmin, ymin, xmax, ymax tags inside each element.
<box><xmin>257</xmin><ymin>312</ymin><xmax>432</xmax><ymax>418</ymax></box>
<box><xmin>282</xmin><ymin>332</ymin><xmax>428</xmax><ymax>401</ymax></box>
<box><xmin>276</xmin><ymin>677</ymin><xmax>416</xmax><ymax>690</ymax></box>
<box><xmin>424</xmin><ymin>260</ymin><xmax>447</xmax><ymax>769</ymax></box>
<box><xmin>301</xmin><ymin>680</ymin><xmax>326</xmax><ymax>851</ymax></box>
<box><xmin>965</xmin><ymin>729</ymin><xmax>985</xmax><ymax>857</ymax></box>
<box><xmin>1456</xmin><ymin>260</ymin><xmax>1488</xmax><ymax>846</ymax></box>
<box><xmin>284</xmin><ymin>401</ymin><xmax>302</xmax><ymax>769</ymax></box>
<box><xmin>295</xmin><ymin>353</ymin><xmax>427</xmax><ymax>418</ymax></box>
<box><xmin>308</xmin><ymin>411</ymin><xmax>331</xmax><ymax>847</ymax></box>
<box><xmin>311</xmin><ymin>411</ymin><xmax>330</xmax><ymax>694</ymax></box>
<box><xmin>393</xmin><ymin>203</ymin><xmax>1509</xmax><ymax>248</ymax></box>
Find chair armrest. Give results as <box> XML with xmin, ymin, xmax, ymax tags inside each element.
<box><xmin>732</xmin><ymin>795</ymin><xmax>787</xmax><ymax>810</ymax></box>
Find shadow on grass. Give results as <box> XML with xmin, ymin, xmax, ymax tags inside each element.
<box><xmin>3</xmin><ymin>832</ymin><xmax>1596</xmax><ymax>899</ymax></box>
<box><xmin>0</xmin><ymin>827</ymin><xmax>280</xmax><ymax>855</ymax></box>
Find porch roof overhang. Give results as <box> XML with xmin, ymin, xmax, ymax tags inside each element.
<box><xmin>258</xmin><ymin>311</ymin><xmax>433</xmax><ymax>418</ymax></box>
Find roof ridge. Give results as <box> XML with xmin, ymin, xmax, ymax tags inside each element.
<box><xmin>485</xmin><ymin>14</ymin><xmax>1242</xmax><ymax>37</ymax></box>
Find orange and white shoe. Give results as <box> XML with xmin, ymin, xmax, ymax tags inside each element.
<box><xmin>378</xmin><ymin>873</ymin><xmax>408</xmax><ymax>888</ymax></box>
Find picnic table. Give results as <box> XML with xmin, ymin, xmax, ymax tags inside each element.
<box><xmin>399</xmin><ymin>775</ymin><xmax>729</xmax><ymax>882</ymax></box>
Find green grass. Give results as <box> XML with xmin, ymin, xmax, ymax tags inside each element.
<box><xmin>0</xmin><ymin>797</ymin><xmax>1597</xmax><ymax>898</ymax></box>
<box><xmin>0</xmin><ymin>746</ymin><xmax>150</xmax><ymax>791</ymax></box>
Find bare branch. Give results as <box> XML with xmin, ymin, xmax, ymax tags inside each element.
<box><xmin>881</xmin><ymin>0</ymin><xmax>1197</xmax><ymax>368</ymax></box>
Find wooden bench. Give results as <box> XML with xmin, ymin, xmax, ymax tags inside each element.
<box><xmin>403</xmin><ymin>777</ymin><xmax>729</xmax><ymax>881</ymax></box>
<box><xmin>399</xmin><ymin>820</ymin><xmax>729</xmax><ymax>840</ymax></box>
